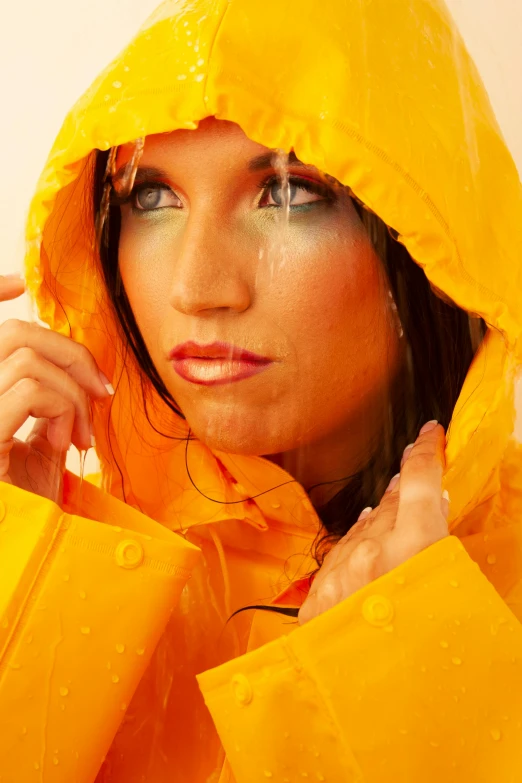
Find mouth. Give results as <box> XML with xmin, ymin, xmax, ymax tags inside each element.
<box><xmin>169</xmin><ymin>341</ymin><xmax>274</xmax><ymax>386</ymax></box>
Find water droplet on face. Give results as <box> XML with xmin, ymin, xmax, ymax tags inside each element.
<box><xmin>486</xmin><ymin>554</ymin><xmax>497</xmax><ymax>565</ymax></box>
<box><xmin>59</xmin><ymin>686</ymin><xmax>69</xmax><ymax>697</ymax></box>
<box><xmin>81</xmin><ymin>626</ymin><xmax>91</xmax><ymax>635</ymax></box>
<box><xmin>116</xmin><ymin>643</ymin><xmax>125</xmax><ymax>653</ymax></box>
<box><xmin>490</xmin><ymin>728</ymin><xmax>502</xmax><ymax>741</ymax></box>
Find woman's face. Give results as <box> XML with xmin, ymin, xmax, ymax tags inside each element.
<box><xmin>116</xmin><ymin>118</ymin><xmax>403</xmax><ymax>476</ymax></box>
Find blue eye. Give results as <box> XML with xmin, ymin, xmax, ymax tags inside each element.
<box><xmin>135</xmin><ymin>186</ymin><xmax>163</xmax><ymax>210</ymax></box>
<box><xmin>259</xmin><ymin>176</ymin><xmax>335</xmax><ymax>209</ymax></box>
<box><xmin>129</xmin><ymin>183</ymin><xmax>181</xmax><ymax>211</ymax></box>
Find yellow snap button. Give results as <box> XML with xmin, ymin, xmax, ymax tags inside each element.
<box><xmin>231</xmin><ymin>673</ymin><xmax>253</xmax><ymax>706</ymax></box>
<box><xmin>362</xmin><ymin>594</ymin><xmax>394</xmax><ymax>627</ymax></box>
<box><xmin>115</xmin><ymin>539</ymin><xmax>144</xmax><ymax>569</ymax></box>
<box><xmin>0</xmin><ymin>500</ymin><xmax>5</xmax><ymax>523</ymax></box>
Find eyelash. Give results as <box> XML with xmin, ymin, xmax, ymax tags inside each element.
<box><xmin>110</xmin><ymin>174</ymin><xmax>336</xmax><ymax>211</ymax></box>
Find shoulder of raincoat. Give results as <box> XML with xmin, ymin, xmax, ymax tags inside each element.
<box><xmin>2</xmin><ymin>0</ymin><xmax>522</xmax><ymax>780</ymax></box>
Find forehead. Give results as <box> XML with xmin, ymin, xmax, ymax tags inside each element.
<box><xmin>116</xmin><ymin>117</ymin><xmax>270</xmax><ymax>167</ymax></box>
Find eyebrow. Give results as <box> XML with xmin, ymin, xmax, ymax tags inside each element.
<box><xmin>112</xmin><ymin>165</ymin><xmax>170</xmax><ymax>185</ymax></box>
<box><xmin>248</xmin><ymin>150</ymin><xmax>305</xmax><ymax>172</ymax></box>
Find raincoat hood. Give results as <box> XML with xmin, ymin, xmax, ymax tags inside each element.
<box><xmin>4</xmin><ymin>1</ymin><xmax>522</xmax><ymax>782</ymax></box>
<box><xmin>25</xmin><ymin>0</ymin><xmax>522</xmax><ymax>532</ymax></box>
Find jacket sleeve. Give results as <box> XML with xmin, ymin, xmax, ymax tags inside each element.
<box><xmin>197</xmin><ymin>533</ymin><xmax>522</xmax><ymax>783</ymax></box>
<box><xmin>0</xmin><ymin>472</ymin><xmax>201</xmax><ymax>782</ymax></box>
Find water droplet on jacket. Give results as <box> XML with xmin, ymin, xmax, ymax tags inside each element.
<box><xmin>123</xmin><ymin>65</ymin><xmax>130</xmax><ymax>72</ymax></box>
<box><xmin>399</xmin><ymin>728</ymin><xmax>408</xmax><ymax>734</ymax></box>
<box><xmin>104</xmin><ymin>95</ymin><xmax>111</xmax><ymax>102</ymax></box>
<box><xmin>177</xmin><ymin>74</ymin><xmax>187</xmax><ymax>80</ymax></box>
<box><xmin>430</xmin><ymin>740</ymin><xmax>439</xmax><ymax>748</ymax></box>
<box><xmin>81</xmin><ymin>626</ymin><xmax>90</xmax><ymax>635</ymax></box>
<box><xmin>450</xmin><ymin>580</ymin><xmax>459</xmax><ymax>587</ymax></box>
<box><xmin>59</xmin><ymin>686</ymin><xmax>69</xmax><ymax>697</ymax></box>
<box><xmin>1</xmin><ymin>618</ymin><xmax>8</xmax><ymax>629</ymax></box>
<box><xmin>486</xmin><ymin>554</ymin><xmax>497</xmax><ymax>565</ymax></box>
<box><xmin>121</xmin><ymin>703</ymin><xmax>127</xmax><ymax>711</ymax></box>
<box><xmin>116</xmin><ymin>643</ymin><xmax>125</xmax><ymax>653</ymax></box>
<box><xmin>452</xmin><ymin>657</ymin><xmax>462</xmax><ymax>665</ymax></box>
<box><xmin>383</xmin><ymin>624</ymin><xmax>394</xmax><ymax>633</ymax></box>
<box><xmin>195</xmin><ymin>74</ymin><xmax>204</xmax><ymax>82</ymax></box>
<box><xmin>112</xmin><ymin>81</ymin><xmax>122</xmax><ymax>89</ymax></box>
<box><xmin>189</xmin><ymin>66</ymin><xmax>196</xmax><ymax>72</ymax></box>
<box><xmin>112</xmin><ymin>674</ymin><xmax>120</xmax><ymax>684</ymax></box>
<box><xmin>316</xmin><ymin>775</ymin><xmax>325</xmax><ymax>782</ymax></box>
<box><xmin>490</xmin><ymin>728</ymin><xmax>502</xmax><ymax>741</ymax></box>
<box><xmin>440</xmin><ymin>640</ymin><xmax>449</xmax><ymax>648</ymax></box>
<box><xmin>420</xmin><ymin>665</ymin><xmax>427</xmax><ymax>672</ymax></box>
<box><xmin>264</xmin><ymin>772</ymin><xmax>273</xmax><ymax>778</ymax></box>
<box><xmin>491</xmin><ymin>623</ymin><xmax>498</xmax><ymax>635</ymax></box>
<box><xmin>283</xmin><ymin>731</ymin><xmax>290</xmax><ymax>738</ymax></box>
<box><xmin>461</xmin><ymin>686</ymin><xmax>466</xmax><ymax>693</ymax></box>
<box><xmin>454</xmin><ymin>619</ymin><xmax>461</xmax><ymax>626</ymax></box>
<box><xmin>33</xmin><ymin>762</ymin><xmax>40</xmax><ymax>770</ymax></box>
<box><xmin>136</xmin><ymin>648</ymin><xmax>145</xmax><ymax>656</ymax></box>
<box><xmin>79</xmin><ymin>591</ymin><xmax>86</xmax><ymax>599</ymax></box>
<box><xmin>427</xmin><ymin>613</ymin><xmax>434</xmax><ymax>620</ymax></box>
<box><xmin>9</xmin><ymin>662</ymin><xmax>21</xmax><ymax>669</ymax></box>
<box><xmin>197</xmin><ymin>58</ymin><xmax>205</xmax><ymax>66</ymax></box>
<box><xmin>271</xmin><ymin>501</ymin><xmax>281</xmax><ymax>509</ymax></box>
<box><xmin>395</xmin><ymin>575</ymin><xmax>406</xmax><ymax>585</ymax></box>
<box><xmin>26</xmin><ymin>634</ymin><xmax>33</xmax><ymax>644</ymax></box>
<box><xmin>21</xmin><ymin>726</ymin><xmax>27</xmax><ymax>735</ymax></box>
<box><xmin>63</xmin><ymin>574</ymin><xmax>70</xmax><ymax>582</ymax></box>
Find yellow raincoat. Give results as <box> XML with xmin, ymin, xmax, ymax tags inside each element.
<box><xmin>2</xmin><ymin>0</ymin><xmax>522</xmax><ymax>780</ymax></box>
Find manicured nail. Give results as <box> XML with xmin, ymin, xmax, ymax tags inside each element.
<box><xmin>358</xmin><ymin>506</ymin><xmax>373</xmax><ymax>521</ymax></box>
<box><xmin>385</xmin><ymin>473</ymin><xmax>400</xmax><ymax>493</ymax></box>
<box><xmin>420</xmin><ymin>420</ymin><xmax>438</xmax><ymax>434</ymax></box>
<box><xmin>99</xmin><ymin>370</ymin><xmax>115</xmax><ymax>395</ymax></box>
<box><xmin>441</xmin><ymin>488</ymin><xmax>450</xmax><ymax>517</ymax></box>
<box><xmin>402</xmin><ymin>443</ymin><xmax>414</xmax><ymax>461</ymax></box>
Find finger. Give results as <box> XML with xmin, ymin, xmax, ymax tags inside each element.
<box><xmin>0</xmin><ymin>274</ymin><xmax>26</xmax><ymax>301</ymax></box>
<box><xmin>0</xmin><ymin>318</ymin><xmax>111</xmax><ymax>399</ymax></box>
<box><xmin>395</xmin><ymin>421</ymin><xmax>446</xmax><ymax>533</ymax></box>
<box><xmin>0</xmin><ymin>347</ymin><xmax>93</xmax><ymax>450</ymax></box>
<box><xmin>0</xmin><ymin>379</ymin><xmax>77</xmax><ymax>459</ymax></box>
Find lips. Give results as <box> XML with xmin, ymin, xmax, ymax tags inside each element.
<box><xmin>169</xmin><ymin>341</ymin><xmax>274</xmax><ymax>386</ymax></box>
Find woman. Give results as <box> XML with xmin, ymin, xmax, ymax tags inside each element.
<box><xmin>1</xmin><ymin>0</ymin><xmax>522</xmax><ymax>780</ymax></box>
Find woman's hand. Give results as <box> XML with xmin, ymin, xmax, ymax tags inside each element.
<box><xmin>0</xmin><ymin>273</ymin><xmax>112</xmax><ymax>504</ymax></box>
<box><xmin>299</xmin><ymin>421</ymin><xmax>449</xmax><ymax>625</ymax></box>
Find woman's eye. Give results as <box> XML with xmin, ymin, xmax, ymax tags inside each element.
<box><xmin>260</xmin><ymin>178</ymin><xmax>330</xmax><ymax>208</ymax></box>
<box><xmin>133</xmin><ymin>184</ymin><xmax>181</xmax><ymax>211</ymax></box>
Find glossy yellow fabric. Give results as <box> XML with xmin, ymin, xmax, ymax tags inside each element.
<box><xmin>1</xmin><ymin>0</ymin><xmax>522</xmax><ymax>780</ymax></box>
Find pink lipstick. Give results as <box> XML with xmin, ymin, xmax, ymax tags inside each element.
<box><xmin>169</xmin><ymin>341</ymin><xmax>274</xmax><ymax>386</ymax></box>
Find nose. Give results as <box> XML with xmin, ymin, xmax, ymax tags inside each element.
<box><xmin>168</xmin><ymin>210</ymin><xmax>252</xmax><ymax>316</ymax></box>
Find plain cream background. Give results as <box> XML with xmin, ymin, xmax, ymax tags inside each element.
<box><xmin>0</xmin><ymin>0</ymin><xmax>521</xmax><ymax>474</ymax></box>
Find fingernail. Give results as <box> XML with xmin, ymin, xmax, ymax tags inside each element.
<box><xmin>385</xmin><ymin>473</ymin><xmax>400</xmax><ymax>493</ymax></box>
<box><xmin>99</xmin><ymin>370</ymin><xmax>115</xmax><ymax>395</ymax></box>
<box><xmin>2</xmin><ymin>272</ymin><xmax>23</xmax><ymax>279</ymax></box>
<box><xmin>441</xmin><ymin>488</ymin><xmax>450</xmax><ymax>517</ymax></box>
<box><xmin>420</xmin><ymin>420</ymin><xmax>438</xmax><ymax>434</ymax></box>
<box><xmin>402</xmin><ymin>443</ymin><xmax>414</xmax><ymax>460</ymax></box>
<box><xmin>358</xmin><ymin>506</ymin><xmax>373</xmax><ymax>520</ymax></box>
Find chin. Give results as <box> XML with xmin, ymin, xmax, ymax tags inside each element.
<box><xmin>184</xmin><ymin>405</ymin><xmax>299</xmax><ymax>458</ymax></box>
